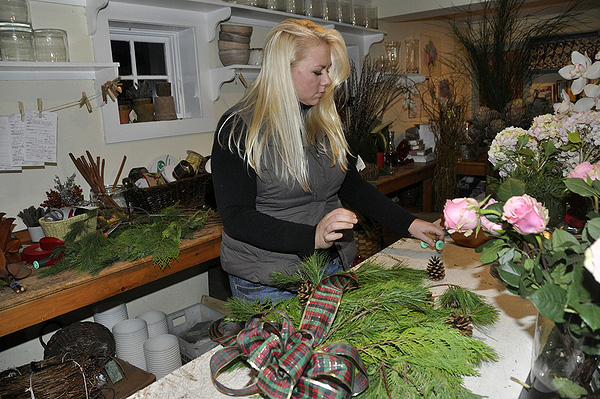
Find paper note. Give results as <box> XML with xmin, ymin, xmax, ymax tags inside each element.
<box><xmin>24</xmin><ymin>110</ymin><xmax>58</xmax><ymax>163</ymax></box>
<box><xmin>0</xmin><ymin>117</ymin><xmax>20</xmax><ymax>171</ymax></box>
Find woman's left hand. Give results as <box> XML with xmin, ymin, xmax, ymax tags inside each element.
<box><xmin>408</xmin><ymin>219</ymin><xmax>445</xmax><ymax>248</ymax></box>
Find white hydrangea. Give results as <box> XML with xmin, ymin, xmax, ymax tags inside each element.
<box><xmin>488</xmin><ymin>127</ymin><xmax>530</xmax><ymax>177</ymax></box>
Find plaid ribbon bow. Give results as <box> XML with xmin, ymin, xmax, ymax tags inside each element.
<box><xmin>209</xmin><ymin>272</ymin><xmax>368</xmax><ymax>399</ymax></box>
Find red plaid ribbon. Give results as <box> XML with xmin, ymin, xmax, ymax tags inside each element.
<box><xmin>209</xmin><ymin>272</ymin><xmax>368</xmax><ymax>399</ymax></box>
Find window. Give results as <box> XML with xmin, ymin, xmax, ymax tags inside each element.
<box><xmin>91</xmin><ymin>1</ymin><xmax>219</xmax><ymax>143</ymax></box>
<box><xmin>109</xmin><ymin>22</ymin><xmax>201</xmax><ymax>119</ymax></box>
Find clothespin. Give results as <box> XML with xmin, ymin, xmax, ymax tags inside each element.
<box><xmin>79</xmin><ymin>92</ymin><xmax>93</xmax><ymax>113</ymax></box>
<box><xmin>18</xmin><ymin>101</ymin><xmax>25</xmax><ymax>122</ymax></box>
<box><xmin>37</xmin><ymin>98</ymin><xmax>43</xmax><ymax>118</ymax></box>
<box><xmin>101</xmin><ymin>82</ymin><xmax>108</xmax><ymax>103</ymax></box>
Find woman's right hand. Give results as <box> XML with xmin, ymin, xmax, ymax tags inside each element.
<box><xmin>315</xmin><ymin>208</ymin><xmax>358</xmax><ymax>249</ymax></box>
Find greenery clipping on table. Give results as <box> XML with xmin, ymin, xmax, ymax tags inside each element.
<box><xmin>39</xmin><ymin>206</ymin><xmax>216</xmax><ymax>277</ymax></box>
<box><xmin>225</xmin><ymin>257</ymin><xmax>499</xmax><ymax>399</ymax></box>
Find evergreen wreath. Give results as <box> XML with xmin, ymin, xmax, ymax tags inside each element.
<box><xmin>224</xmin><ymin>255</ymin><xmax>499</xmax><ymax>399</ymax></box>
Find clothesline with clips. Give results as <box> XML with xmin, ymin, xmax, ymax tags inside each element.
<box><xmin>8</xmin><ymin>77</ymin><xmax>121</xmax><ymax>121</ymax></box>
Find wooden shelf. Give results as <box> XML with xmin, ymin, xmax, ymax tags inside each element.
<box><xmin>0</xmin><ymin>61</ymin><xmax>118</xmax><ymax>81</ymax></box>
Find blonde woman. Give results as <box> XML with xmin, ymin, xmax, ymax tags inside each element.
<box><xmin>211</xmin><ymin>19</ymin><xmax>443</xmax><ymax>302</ymax></box>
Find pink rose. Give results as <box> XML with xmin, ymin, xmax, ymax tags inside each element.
<box><xmin>480</xmin><ymin>199</ymin><xmax>503</xmax><ymax>235</ymax></box>
<box><xmin>503</xmin><ymin>194</ymin><xmax>549</xmax><ymax>234</ymax></box>
<box><xmin>443</xmin><ymin>198</ymin><xmax>480</xmax><ymax>235</ymax></box>
<box><xmin>584</xmin><ymin>239</ymin><xmax>600</xmax><ymax>284</ymax></box>
<box><xmin>567</xmin><ymin>162</ymin><xmax>598</xmax><ymax>181</ymax></box>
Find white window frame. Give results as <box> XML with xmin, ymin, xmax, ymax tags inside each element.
<box><xmin>92</xmin><ymin>1</ymin><xmax>225</xmax><ymax>143</ymax></box>
<box><xmin>111</xmin><ymin>28</ymin><xmax>180</xmax><ymax>116</ymax></box>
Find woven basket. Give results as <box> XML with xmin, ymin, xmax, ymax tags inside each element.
<box><xmin>359</xmin><ymin>163</ymin><xmax>380</xmax><ymax>181</ymax></box>
<box><xmin>125</xmin><ymin>172</ymin><xmax>211</xmax><ymax>213</ymax></box>
<box><xmin>39</xmin><ymin>209</ymin><xmax>97</xmax><ymax>241</ymax></box>
<box><xmin>353</xmin><ymin>224</ymin><xmax>383</xmax><ymax>262</ymax></box>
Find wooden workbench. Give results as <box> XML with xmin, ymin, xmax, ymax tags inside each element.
<box><xmin>374</xmin><ymin>161</ymin><xmax>436</xmax><ymax>212</ymax></box>
<box><xmin>0</xmin><ymin>223</ymin><xmax>223</xmax><ymax>338</ymax></box>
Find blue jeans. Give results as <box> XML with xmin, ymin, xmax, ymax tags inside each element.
<box><xmin>228</xmin><ymin>257</ymin><xmax>344</xmax><ymax>303</ymax></box>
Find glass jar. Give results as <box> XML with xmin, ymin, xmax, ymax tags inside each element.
<box><xmin>34</xmin><ymin>29</ymin><xmax>69</xmax><ymax>62</ymax></box>
<box><xmin>90</xmin><ymin>185</ymin><xmax>128</xmax><ymax>209</ymax></box>
<box><xmin>405</xmin><ymin>38</ymin><xmax>420</xmax><ymax>73</ymax></box>
<box><xmin>0</xmin><ymin>23</ymin><xmax>34</xmax><ymax>61</ymax></box>
<box><xmin>322</xmin><ymin>0</ymin><xmax>337</xmax><ymax>21</ymax></box>
<box><xmin>304</xmin><ymin>0</ymin><xmax>323</xmax><ymax>18</ymax></box>
<box><xmin>284</xmin><ymin>0</ymin><xmax>304</xmax><ymax>14</ymax></box>
<box><xmin>352</xmin><ymin>0</ymin><xmax>365</xmax><ymax>26</ymax></box>
<box><xmin>384</xmin><ymin>41</ymin><xmax>400</xmax><ymax>68</ymax></box>
<box><xmin>337</xmin><ymin>0</ymin><xmax>353</xmax><ymax>24</ymax></box>
<box><xmin>0</xmin><ymin>0</ymin><xmax>31</xmax><ymax>25</ymax></box>
<box><xmin>365</xmin><ymin>4</ymin><xmax>377</xmax><ymax>29</ymax></box>
<box><xmin>267</xmin><ymin>0</ymin><xmax>285</xmax><ymax>10</ymax></box>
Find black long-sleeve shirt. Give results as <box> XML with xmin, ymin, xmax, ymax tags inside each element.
<box><xmin>211</xmin><ymin>111</ymin><xmax>417</xmax><ymax>259</ymax></box>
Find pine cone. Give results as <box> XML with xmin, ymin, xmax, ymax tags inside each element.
<box><xmin>448</xmin><ymin>313</ymin><xmax>473</xmax><ymax>337</ymax></box>
<box><xmin>298</xmin><ymin>281</ymin><xmax>314</xmax><ymax>307</ymax></box>
<box><xmin>427</xmin><ymin>256</ymin><xmax>445</xmax><ymax>281</ymax></box>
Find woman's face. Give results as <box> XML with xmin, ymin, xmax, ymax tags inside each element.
<box><xmin>291</xmin><ymin>42</ymin><xmax>332</xmax><ymax>106</ymax></box>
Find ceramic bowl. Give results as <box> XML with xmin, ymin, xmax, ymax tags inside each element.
<box><xmin>219</xmin><ymin>49</ymin><xmax>250</xmax><ymax>66</ymax></box>
<box><xmin>217</xmin><ymin>40</ymin><xmax>250</xmax><ymax>51</ymax></box>
<box><xmin>220</xmin><ymin>24</ymin><xmax>253</xmax><ymax>36</ymax></box>
<box><xmin>450</xmin><ymin>230</ymin><xmax>490</xmax><ymax>248</ymax></box>
<box><xmin>219</xmin><ymin>31</ymin><xmax>250</xmax><ymax>44</ymax></box>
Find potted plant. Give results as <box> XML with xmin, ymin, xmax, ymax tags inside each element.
<box><xmin>126</xmin><ymin>81</ymin><xmax>154</xmax><ymax>123</ymax></box>
<box><xmin>18</xmin><ymin>206</ymin><xmax>47</xmax><ymax>242</ymax></box>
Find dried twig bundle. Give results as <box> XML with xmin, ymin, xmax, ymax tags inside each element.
<box><xmin>336</xmin><ymin>58</ymin><xmax>408</xmax><ymax>162</ymax></box>
<box><xmin>0</xmin><ymin>352</ymin><xmax>109</xmax><ymax>399</ymax></box>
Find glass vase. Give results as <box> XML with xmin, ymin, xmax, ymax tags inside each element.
<box><xmin>530</xmin><ymin>313</ymin><xmax>600</xmax><ymax>396</ymax></box>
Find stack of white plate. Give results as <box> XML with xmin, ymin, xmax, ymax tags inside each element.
<box><xmin>112</xmin><ymin>318</ymin><xmax>149</xmax><ymax>371</ymax></box>
<box><xmin>93</xmin><ymin>301</ymin><xmax>128</xmax><ymax>331</ymax></box>
<box><xmin>143</xmin><ymin>334</ymin><xmax>182</xmax><ymax>379</ymax></box>
<box><xmin>136</xmin><ymin>310</ymin><xmax>168</xmax><ymax>337</ymax></box>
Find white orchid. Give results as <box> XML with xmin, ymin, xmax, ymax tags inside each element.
<box><xmin>558</xmin><ymin>51</ymin><xmax>600</xmax><ymax>95</ymax></box>
<box><xmin>553</xmin><ymin>89</ymin><xmax>573</xmax><ymax>115</ymax></box>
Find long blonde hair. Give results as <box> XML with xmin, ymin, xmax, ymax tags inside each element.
<box><xmin>225</xmin><ymin>19</ymin><xmax>350</xmax><ymax>191</ymax></box>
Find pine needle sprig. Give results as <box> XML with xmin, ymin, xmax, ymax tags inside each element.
<box><xmin>437</xmin><ymin>285</ymin><xmax>500</xmax><ymax>327</ymax></box>
<box><xmin>38</xmin><ymin>206</ymin><xmax>215</xmax><ymax>276</ymax></box>
<box><xmin>270</xmin><ymin>251</ymin><xmax>331</xmax><ymax>289</ymax></box>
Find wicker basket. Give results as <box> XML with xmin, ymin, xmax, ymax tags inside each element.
<box><xmin>125</xmin><ymin>172</ymin><xmax>211</xmax><ymax>213</ymax></box>
<box><xmin>39</xmin><ymin>209</ymin><xmax>97</xmax><ymax>241</ymax></box>
<box><xmin>359</xmin><ymin>163</ymin><xmax>380</xmax><ymax>181</ymax></box>
<box><xmin>353</xmin><ymin>224</ymin><xmax>383</xmax><ymax>262</ymax></box>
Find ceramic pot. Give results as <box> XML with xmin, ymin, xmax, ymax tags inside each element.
<box><xmin>119</xmin><ymin>104</ymin><xmax>131</xmax><ymax>124</ymax></box>
<box><xmin>132</xmin><ymin>98</ymin><xmax>154</xmax><ymax>123</ymax></box>
<box><xmin>27</xmin><ymin>226</ymin><xmax>45</xmax><ymax>243</ymax></box>
<box><xmin>154</xmin><ymin>96</ymin><xmax>177</xmax><ymax>121</ymax></box>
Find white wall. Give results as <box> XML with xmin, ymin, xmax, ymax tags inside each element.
<box><xmin>0</xmin><ymin>0</ymin><xmax>241</xmax><ymax>369</ymax></box>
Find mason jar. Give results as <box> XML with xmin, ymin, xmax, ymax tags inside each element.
<box><xmin>34</xmin><ymin>28</ymin><xmax>69</xmax><ymax>62</ymax></box>
<box><xmin>0</xmin><ymin>23</ymin><xmax>34</xmax><ymax>61</ymax></box>
<box><xmin>0</xmin><ymin>0</ymin><xmax>31</xmax><ymax>25</ymax></box>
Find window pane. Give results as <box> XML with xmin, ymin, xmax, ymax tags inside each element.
<box><xmin>134</xmin><ymin>42</ymin><xmax>166</xmax><ymax>75</ymax></box>
<box><xmin>111</xmin><ymin>40</ymin><xmax>132</xmax><ymax>76</ymax></box>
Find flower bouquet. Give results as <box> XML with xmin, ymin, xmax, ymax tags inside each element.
<box><xmin>443</xmin><ymin>163</ymin><xmax>600</xmax><ymax>397</ymax></box>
